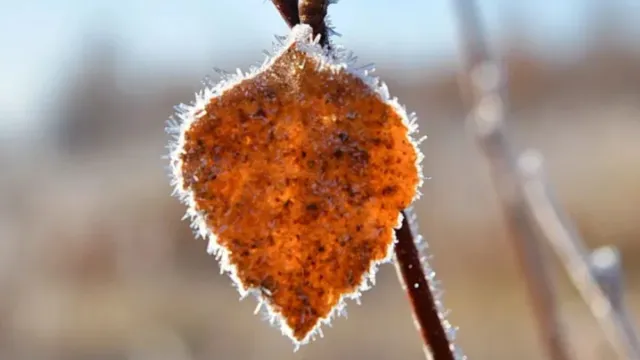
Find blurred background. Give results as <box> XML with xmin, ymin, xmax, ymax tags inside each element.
<box><xmin>1</xmin><ymin>0</ymin><xmax>640</xmax><ymax>359</ymax></box>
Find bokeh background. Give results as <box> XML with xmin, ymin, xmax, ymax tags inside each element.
<box><xmin>1</xmin><ymin>1</ymin><xmax>640</xmax><ymax>359</ymax></box>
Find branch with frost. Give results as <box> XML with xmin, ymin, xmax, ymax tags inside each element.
<box><xmin>273</xmin><ymin>0</ymin><xmax>334</xmax><ymax>46</ymax></box>
<box><xmin>451</xmin><ymin>1</ymin><xmax>572</xmax><ymax>360</ymax></box>
<box><xmin>298</xmin><ymin>0</ymin><xmax>330</xmax><ymax>47</ymax></box>
<box><xmin>452</xmin><ymin>0</ymin><xmax>640</xmax><ymax>359</ymax></box>
<box><xmin>269</xmin><ymin>1</ymin><xmax>463</xmax><ymax>359</ymax></box>
<box><xmin>395</xmin><ymin>208</ymin><xmax>464</xmax><ymax>360</ymax></box>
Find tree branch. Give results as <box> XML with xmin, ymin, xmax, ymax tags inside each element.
<box><xmin>518</xmin><ymin>152</ymin><xmax>640</xmax><ymax>359</ymax></box>
<box><xmin>452</xmin><ymin>0</ymin><xmax>640</xmax><ymax>359</ymax></box>
<box><xmin>298</xmin><ymin>0</ymin><xmax>330</xmax><ymax>47</ymax></box>
<box><xmin>271</xmin><ymin>0</ymin><xmax>300</xmax><ymax>28</ymax></box>
<box><xmin>270</xmin><ymin>2</ymin><xmax>461</xmax><ymax>358</ymax></box>
<box><xmin>394</xmin><ymin>208</ymin><xmax>461</xmax><ymax>360</ymax></box>
<box><xmin>451</xmin><ymin>1</ymin><xmax>573</xmax><ymax>360</ymax></box>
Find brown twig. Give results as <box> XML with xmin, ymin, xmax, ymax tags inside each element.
<box><xmin>451</xmin><ymin>1</ymin><xmax>573</xmax><ymax>360</ymax></box>
<box><xmin>271</xmin><ymin>0</ymin><xmax>300</xmax><ymax>28</ymax></box>
<box><xmin>298</xmin><ymin>0</ymin><xmax>331</xmax><ymax>47</ymax></box>
<box><xmin>270</xmin><ymin>2</ymin><xmax>461</xmax><ymax>359</ymax></box>
<box><xmin>394</xmin><ymin>208</ymin><xmax>460</xmax><ymax>360</ymax></box>
<box><xmin>272</xmin><ymin>0</ymin><xmax>331</xmax><ymax>47</ymax></box>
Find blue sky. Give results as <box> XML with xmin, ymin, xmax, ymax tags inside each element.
<box><xmin>0</xmin><ymin>0</ymin><xmax>638</xmax><ymax>134</ymax></box>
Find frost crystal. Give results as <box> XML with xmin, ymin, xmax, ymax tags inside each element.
<box><xmin>166</xmin><ymin>24</ymin><xmax>424</xmax><ymax>348</ymax></box>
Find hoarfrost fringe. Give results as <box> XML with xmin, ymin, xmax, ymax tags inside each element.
<box><xmin>165</xmin><ymin>23</ymin><xmax>425</xmax><ymax>348</ymax></box>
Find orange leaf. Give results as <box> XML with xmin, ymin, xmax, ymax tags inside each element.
<box><xmin>167</xmin><ymin>24</ymin><xmax>423</xmax><ymax>347</ymax></box>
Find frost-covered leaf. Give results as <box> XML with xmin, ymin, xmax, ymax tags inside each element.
<box><xmin>167</xmin><ymin>24</ymin><xmax>423</xmax><ymax>348</ymax></box>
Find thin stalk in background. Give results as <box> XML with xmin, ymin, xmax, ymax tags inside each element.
<box><xmin>450</xmin><ymin>1</ymin><xmax>573</xmax><ymax>360</ymax></box>
<box><xmin>451</xmin><ymin>0</ymin><xmax>640</xmax><ymax>359</ymax></box>
<box><xmin>518</xmin><ymin>152</ymin><xmax>640</xmax><ymax>360</ymax></box>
